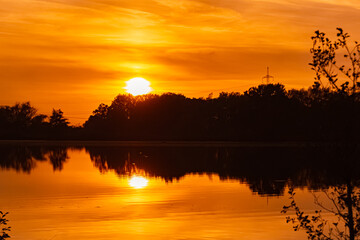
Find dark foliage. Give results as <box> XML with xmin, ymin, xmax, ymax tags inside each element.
<box><xmin>82</xmin><ymin>83</ymin><xmax>360</xmax><ymax>141</ymax></box>
<box><xmin>310</xmin><ymin>28</ymin><xmax>360</xmax><ymax>95</ymax></box>
<box><xmin>49</xmin><ymin>109</ymin><xmax>69</xmax><ymax>128</ymax></box>
<box><xmin>2</xmin><ymin>83</ymin><xmax>360</xmax><ymax>141</ymax></box>
<box><xmin>0</xmin><ymin>211</ymin><xmax>10</xmax><ymax>240</ymax></box>
<box><xmin>0</xmin><ymin>102</ymin><xmax>77</xmax><ymax>140</ymax></box>
<box><xmin>281</xmin><ymin>28</ymin><xmax>360</xmax><ymax>240</ymax></box>
<box><xmin>81</xmin><ymin>28</ymin><xmax>360</xmax><ymax>141</ymax></box>
<box><xmin>282</xmin><ymin>184</ymin><xmax>360</xmax><ymax>240</ymax></box>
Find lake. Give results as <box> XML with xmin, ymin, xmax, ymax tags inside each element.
<box><xmin>0</xmin><ymin>142</ymin><xmax>355</xmax><ymax>240</ymax></box>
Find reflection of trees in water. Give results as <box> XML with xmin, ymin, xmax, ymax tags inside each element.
<box><xmin>86</xmin><ymin>146</ymin><xmax>298</xmax><ymax>195</ymax></box>
<box><xmin>2</xmin><ymin>143</ymin><xmax>360</xmax><ymax>239</ymax></box>
<box><xmin>2</xmin><ymin>144</ymin><xmax>360</xmax><ymax>196</ymax></box>
<box><xmin>85</xmin><ymin>145</ymin><xmax>360</xmax><ymax>196</ymax></box>
<box><xmin>282</xmin><ymin>143</ymin><xmax>360</xmax><ymax>240</ymax></box>
<box><xmin>284</xmin><ymin>184</ymin><xmax>360</xmax><ymax>240</ymax></box>
<box><xmin>48</xmin><ymin>148</ymin><xmax>69</xmax><ymax>171</ymax></box>
<box><xmin>90</xmin><ymin>149</ymin><xmax>144</xmax><ymax>176</ymax></box>
<box><xmin>0</xmin><ymin>145</ymin><xmax>46</xmax><ymax>173</ymax></box>
<box><xmin>0</xmin><ymin>145</ymin><xmax>76</xmax><ymax>173</ymax></box>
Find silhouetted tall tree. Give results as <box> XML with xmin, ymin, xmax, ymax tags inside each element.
<box><xmin>49</xmin><ymin>109</ymin><xmax>69</xmax><ymax>128</ymax></box>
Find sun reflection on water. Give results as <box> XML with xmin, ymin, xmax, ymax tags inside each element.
<box><xmin>128</xmin><ymin>175</ymin><xmax>149</xmax><ymax>189</ymax></box>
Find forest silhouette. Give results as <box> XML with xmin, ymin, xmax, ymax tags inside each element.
<box><xmin>1</xmin><ymin>83</ymin><xmax>360</xmax><ymax>141</ymax></box>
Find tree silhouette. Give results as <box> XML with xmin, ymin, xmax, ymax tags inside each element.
<box><xmin>310</xmin><ymin>28</ymin><xmax>360</xmax><ymax>95</ymax></box>
<box><xmin>0</xmin><ymin>102</ymin><xmax>37</xmax><ymax>127</ymax></box>
<box><xmin>49</xmin><ymin>109</ymin><xmax>69</xmax><ymax>128</ymax></box>
<box><xmin>282</xmin><ymin>183</ymin><xmax>360</xmax><ymax>240</ymax></box>
<box><xmin>244</xmin><ymin>83</ymin><xmax>287</xmax><ymax>98</ymax></box>
<box><xmin>282</xmin><ymin>28</ymin><xmax>360</xmax><ymax>239</ymax></box>
<box><xmin>0</xmin><ymin>102</ymin><xmax>50</xmax><ymax>139</ymax></box>
<box><xmin>0</xmin><ymin>211</ymin><xmax>10</xmax><ymax>240</ymax></box>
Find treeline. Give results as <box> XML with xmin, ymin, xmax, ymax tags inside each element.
<box><xmin>0</xmin><ymin>103</ymin><xmax>76</xmax><ymax>140</ymax></box>
<box><xmin>1</xmin><ymin>83</ymin><xmax>360</xmax><ymax>141</ymax></box>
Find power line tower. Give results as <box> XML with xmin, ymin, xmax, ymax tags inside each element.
<box><xmin>262</xmin><ymin>67</ymin><xmax>274</xmax><ymax>84</ymax></box>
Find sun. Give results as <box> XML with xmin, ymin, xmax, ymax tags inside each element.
<box><xmin>125</xmin><ymin>77</ymin><xmax>152</xmax><ymax>96</ymax></box>
<box><xmin>128</xmin><ymin>175</ymin><xmax>149</xmax><ymax>189</ymax></box>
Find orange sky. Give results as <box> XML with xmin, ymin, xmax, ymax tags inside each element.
<box><xmin>1</xmin><ymin>0</ymin><xmax>360</xmax><ymax>124</ymax></box>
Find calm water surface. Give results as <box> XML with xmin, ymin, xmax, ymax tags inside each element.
<box><xmin>0</xmin><ymin>144</ymin><xmax>330</xmax><ymax>240</ymax></box>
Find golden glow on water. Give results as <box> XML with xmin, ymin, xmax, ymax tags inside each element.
<box><xmin>128</xmin><ymin>175</ymin><xmax>149</xmax><ymax>189</ymax></box>
<box><xmin>0</xmin><ymin>148</ymin><xmax>316</xmax><ymax>240</ymax></box>
<box><xmin>125</xmin><ymin>77</ymin><xmax>152</xmax><ymax>96</ymax></box>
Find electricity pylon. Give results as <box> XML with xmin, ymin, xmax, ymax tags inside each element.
<box><xmin>262</xmin><ymin>67</ymin><xmax>274</xmax><ymax>84</ymax></box>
